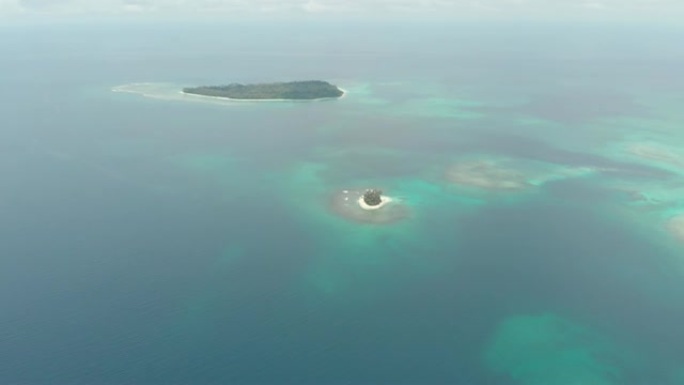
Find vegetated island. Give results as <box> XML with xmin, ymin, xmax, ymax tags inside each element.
<box><xmin>182</xmin><ymin>80</ymin><xmax>344</xmax><ymax>101</ymax></box>
<box><xmin>358</xmin><ymin>189</ymin><xmax>392</xmax><ymax>210</ymax></box>
<box><xmin>329</xmin><ymin>188</ymin><xmax>407</xmax><ymax>224</ymax></box>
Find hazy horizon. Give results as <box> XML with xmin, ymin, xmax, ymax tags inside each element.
<box><xmin>3</xmin><ymin>0</ymin><xmax>684</xmax><ymax>23</ymax></box>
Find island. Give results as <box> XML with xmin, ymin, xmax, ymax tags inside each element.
<box><xmin>182</xmin><ymin>80</ymin><xmax>344</xmax><ymax>100</ymax></box>
<box><xmin>328</xmin><ymin>188</ymin><xmax>406</xmax><ymax>224</ymax></box>
<box><xmin>358</xmin><ymin>188</ymin><xmax>392</xmax><ymax>210</ymax></box>
<box><xmin>363</xmin><ymin>189</ymin><xmax>383</xmax><ymax>206</ymax></box>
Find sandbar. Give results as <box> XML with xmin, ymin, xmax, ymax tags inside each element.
<box><xmin>629</xmin><ymin>143</ymin><xmax>684</xmax><ymax>168</ymax></box>
<box><xmin>445</xmin><ymin>160</ymin><xmax>529</xmax><ymax>191</ymax></box>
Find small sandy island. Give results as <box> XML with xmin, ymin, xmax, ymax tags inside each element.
<box><xmin>329</xmin><ymin>189</ymin><xmax>408</xmax><ymax>225</ymax></box>
<box><xmin>358</xmin><ymin>195</ymin><xmax>393</xmax><ymax>210</ymax></box>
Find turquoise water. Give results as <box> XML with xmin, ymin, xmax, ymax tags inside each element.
<box><xmin>2</xmin><ymin>21</ymin><xmax>684</xmax><ymax>384</ymax></box>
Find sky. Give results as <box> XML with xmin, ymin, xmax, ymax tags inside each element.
<box><xmin>1</xmin><ymin>0</ymin><xmax>683</xmax><ymax>21</ymax></box>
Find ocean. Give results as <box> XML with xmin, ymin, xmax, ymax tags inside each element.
<box><xmin>2</xmin><ymin>20</ymin><xmax>684</xmax><ymax>385</ymax></box>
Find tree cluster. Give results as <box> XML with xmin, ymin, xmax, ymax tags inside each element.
<box><xmin>183</xmin><ymin>80</ymin><xmax>343</xmax><ymax>100</ymax></box>
<box><xmin>363</xmin><ymin>189</ymin><xmax>383</xmax><ymax>206</ymax></box>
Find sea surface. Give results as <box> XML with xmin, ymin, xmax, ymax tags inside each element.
<box><xmin>2</xmin><ymin>21</ymin><xmax>684</xmax><ymax>385</ymax></box>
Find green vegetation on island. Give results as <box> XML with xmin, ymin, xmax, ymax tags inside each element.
<box><xmin>182</xmin><ymin>80</ymin><xmax>344</xmax><ymax>100</ymax></box>
<box><xmin>363</xmin><ymin>189</ymin><xmax>383</xmax><ymax>206</ymax></box>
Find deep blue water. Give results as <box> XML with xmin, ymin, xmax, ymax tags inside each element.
<box><xmin>2</xmin><ymin>21</ymin><xmax>684</xmax><ymax>385</ymax></box>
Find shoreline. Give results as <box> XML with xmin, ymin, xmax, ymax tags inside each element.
<box><xmin>110</xmin><ymin>83</ymin><xmax>347</xmax><ymax>103</ymax></box>
<box><xmin>358</xmin><ymin>196</ymin><xmax>393</xmax><ymax>211</ymax></box>
<box><xmin>179</xmin><ymin>87</ymin><xmax>347</xmax><ymax>103</ymax></box>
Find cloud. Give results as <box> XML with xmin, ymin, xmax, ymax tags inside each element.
<box><xmin>301</xmin><ymin>0</ymin><xmax>343</xmax><ymax>13</ymax></box>
<box><xmin>1</xmin><ymin>0</ymin><xmax>683</xmax><ymax>19</ymax></box>
<box><xmin>0</xmin><ymin>0</ymin><xmax>21</xmax><ymax>12</ymax></box>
